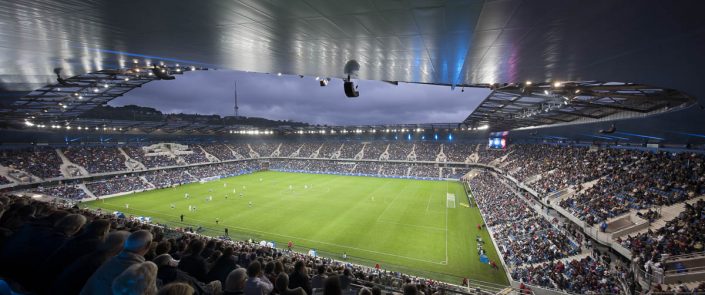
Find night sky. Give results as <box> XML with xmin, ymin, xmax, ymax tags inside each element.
<box><xmin>110</xmin><ymin>70</ymin><xmax>489</xmax><ymax>125</ymax></box>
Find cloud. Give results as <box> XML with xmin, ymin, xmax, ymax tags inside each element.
<box><xmin>110</xmin><ymin>70</ymin><xmax>489</xmax><ymax>125</ymax></box>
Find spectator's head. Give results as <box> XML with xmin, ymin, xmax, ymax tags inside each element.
<box><xmin>371</xmin><ymin>286</ymin><xmax>382</xmax><ymax>295</ymax></box>
<box><xmin>99</xmin><ymin>230</ymin><xmax>130</xmax><ymax>255</ymax></box>
<box><xmin>403</xmin><ymin>284</ymin><xmax>418</xmax><ymax>295</ymax></box>
<box><xmin>155</xmin><ymin>240</ymin><xmax>171</xmax><ymax>256</ymax></box>
<box><xmin>265</xmin><ymin>261</ymin><xmax>275</xmax><ymax>275</ymax></box>
<box><xmin>274</xmin><ymin>260</ymin><xmax>284</xmax><ymax>274</ymax></box>
<box><xmin>222</xmin><ymin>247</ymin><xmax>234</xmax><ymax>258</ymax></box>
<box><xmin>317</xmin><ymin>264</ymin><xmax>326</xmax><ymax>275</ymax></box>
<box><xmin>294</xmin><ymin>260</ymin><xmax>305</xmax><ymax>273</ymax></box>
<box><xmin>275</xmin><ymin>272</ymin><xmax>290</xmax><ymax>293</ymax></box>
<box><xmin>154</xmin><ymin>254</ymin><xmax>179</xmax><ymax>268</ymax></box>
<box><xmin>124</xmin><ymin>230</ymin><xmax>153</xmax><ymax>255</ymax></box>
<box><xmin>247</xmin><ymin>260</ymin><xmax>262</xmax><ymax>278</ymax></box>
<box><xmin>358</xmin><ymin>287</ymin><xmax>372</xmax><ymax>295</ymax></box>
<box><xmin>83</xmin><ymin>218</ymin><xmax>111</xmax><ymax>239</ymax></box>
<box><xmin>324</xmin><ymin>275</ymin><xmax>342</xmax><ymax>295</ymax></box>
<box><xmin>225</xmin><ymin>268</ymin><xmax>247</xmax><ymax>292</ymax></box>
<box><xmin>112</xmin><ymin>261</ymin><xmax>158</xmax><ymax>295</ymax></box>
<box><xmin>187</xmin><ymin>239</ymin><xmax>204</xmax><ymax>256</ymax></box>
<box><xmin>54</xmin><ymin>214</ymin><xmax>87</xmax><ymax>236</ymax></box>
<box><xmin>157</xmin><ymin>282</ymin><xmax>194</xmax><ymax>295</ymax></box>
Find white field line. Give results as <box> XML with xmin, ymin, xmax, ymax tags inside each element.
<box><xmin>425</xmin><ymin>191</ymin><xmax>434</xmax><ymax>214</ymax></box>
<box><xmin>95</xmin><ymin>201</ymin><xmax>447</xmax><ymax>265</ymax></box>
<box><xmin>374</xmin><ymin>180</ymin><xmax>407</xmax><ymax>222</ymax></box>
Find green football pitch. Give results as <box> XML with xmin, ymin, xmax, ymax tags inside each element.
<box><xmin>83</xmin><ymin>171</ymin><xmax>508</xmax><ymax>285</ymax></box>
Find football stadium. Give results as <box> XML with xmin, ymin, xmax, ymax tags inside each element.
<box><xmin>0</xmin><ymin>1</ymin><xmax>704</xmax><ymax>295</ymax></box>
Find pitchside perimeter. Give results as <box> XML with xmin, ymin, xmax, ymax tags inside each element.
<box><xmin>83</xmin><ymin>171</ymin><xmax>509</xmax><ymax>285</ymax></box>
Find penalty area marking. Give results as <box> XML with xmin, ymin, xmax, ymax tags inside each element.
<box><xmin>95</xmin><ymin>202</ymin><xmax>448</xmax><ymax>265</ymax></box>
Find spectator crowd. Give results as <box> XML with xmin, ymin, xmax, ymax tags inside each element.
<box><xmin>469</xmin><ymin>173</ymin><xmax>580</xmax><ymax>267</ymax></box>
<box><xmin>0</xmin><ymin>195</ymin><xmax>468</xmax><ymax>295</ymax></box>
<box><xmin>63</xmin><ymin>146</ymin><xmax>128</xmax><ymax>174</ymax></box>
<box><xmin>0</xmin><ymin>147</ymin><xmax>64</xmax><ymax>179</ymax></box>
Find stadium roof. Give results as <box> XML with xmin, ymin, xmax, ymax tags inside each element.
<box><xmin>0</xmin><ymin>0</ymin><xmax>704</xmax><ymax>137</ymax></box>
<box><xmin>463</xmin><ymin>81</ymin><xmax>695</xmax><ymax>131</ymax></box>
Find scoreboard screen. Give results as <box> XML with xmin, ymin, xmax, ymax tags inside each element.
<box><xmin>488</xmin><ymin>131</ymin><xmax>509</xmax><ymax>149</ymax></box>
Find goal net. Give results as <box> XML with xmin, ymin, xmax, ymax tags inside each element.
<box><xmin>446</xmin><ymin>193</ymin><xmax>456</xmax><ymax>208</ymax></box>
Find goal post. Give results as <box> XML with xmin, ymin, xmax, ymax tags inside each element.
<box><xmin>446</xmin><ymin>193</ymin><xmax>456</xmax><ymax>208</ymax></box>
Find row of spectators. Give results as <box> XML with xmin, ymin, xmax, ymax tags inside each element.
<box><xmin>386</xmin><ymin>143</ymin><xmax>413</xmax><ymax>161</ymax></box>
<box><xmin>85</xmin><ymin>175</ymin><xmax>151</xmax><ymax>197</ymax></box>
<box><xmin>31</xmin><ymin>184</ymin><xmax>88</xmax><ymax>200</ymax></box>
<box><xmin>339</xmin><ymin>143</ymin><xmax>365</xmax><ymax>159</ymax></box>
<box><xmin>318</xmin><ymin>143</ymin><xmax>340</xmax><ymax>159</ymax></box>
<box><xmin>411</xmin><ymin>142</ymin><xmax>439</xmax><ymax>161</ymax></box>
<box><xmin>277</xmin><ymin>142</ymin><xmax>300</xmax><ymax>158</ymax></box>
<box><xmin>0</xmin><ymin>146</ymin><xmax>63</xmax><ymax>179</ymax></box>
<box><xmin>0</xmin><ymin>195</ymin><xmax>465</xmax><ymax>295</ymax></box>
<box><xmin>469</xmin><ymin>172</ymin><xmax>580</xmax><ymax>267</ymax></box>
<box><xmin>443</xmin><ymin>144</ymin><xmax>474</xmax><ymax>163</ymax></box>
<box><xmin>620</xmin><ymin>199</ymin><xmax>705</xmax><ymax>268</ymax></box>
<box><xmin>180</xmin><ymin>148</ymin><xmax>210</xmax><ymax>165</ymax></box>
<box><xmin>295</xmin><ymin>143</ymin><xmax>319</xmax><ymax>158</ymax></box>
<box><xmin>256</xmin><ymin>143</ymin><xmax>278</xmax><ymax>158</ymax></box>
<box><xmin>0</xmin><ymin>175</ymin><xmax>11</xmax><ymax>185</ymax></box>
<box><xmin>145</xmin><ymin>169</ymin><xmax>196</xmax><ymax>188</ymax></box>
<box><xmin>187</xmin><ymin>162</ymin><xmax>261</xmax><ymax>179</ymax></box>
<box><xmin>0</xmin><ymin>142</ymin><xmax>477</xmax><ymax>181</ymax></box>
<box><xmin>469</xmin><ymin>172</ymin><xmax>628</xmax><ymax>294</ymax></box>
<box><xmin>408</xmin><ymin>165</ymin><xmax>438</xmax><ymax>178</ymax></box>
<box><xmin>228</xmin><ymin>144</ymin><xmax>252</xmax><ymax>159</ymax></box>
<box><xmin>269</xmin><ymin>160</ymin><xmax>443</xmax><ymax>179</ymax></box>
<box><xmin>510</xmin><ymin>254</ymin><xmax>623</xmax><ymax>294</ymax></box>
<box><xmin>23</xmin><ymin>161</ymin><xmax>263</xmax><ymax>200</ymax></box>
<box><xmin>362</xmin><ymin>142</ymin><xmax>387</xmax><ymax>160</ymax></box>
<box><xmin>442</xmin><ymin>168</ymin><xmax>470</xmax><ymax>179</ymax></box>
<box><xmin>123</xmin><ymin>146</ymin><xmax>179</xmax><ymax>168</ymax></box>
<box><xmin>63</xmin><ymin>146</ymin><xmax>128</xmax><ymax>174</ymax></box>
<box><xmin>559</xmin><ymin>151</ymin><xmax>705</xmax><ymax>225</ymax></box>
<box><xmin>200</xmin><ymin>144</ymin><xmax>237</xmax><ymax>161</ymax></box>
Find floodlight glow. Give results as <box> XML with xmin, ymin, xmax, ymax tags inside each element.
<box><xmin>525</xmin><ymin>81</ymin><xmax>532</xmax><ymax>86</ymax></box>
<box><xmin>553</xmin><ymin>81</ymin><xmax>562</xmax><ymax>87</ymax></box>
<box><xmin>277</xmin><ymin>72</ymin><xmax>282</xmax><ymax>76</ymax></box>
